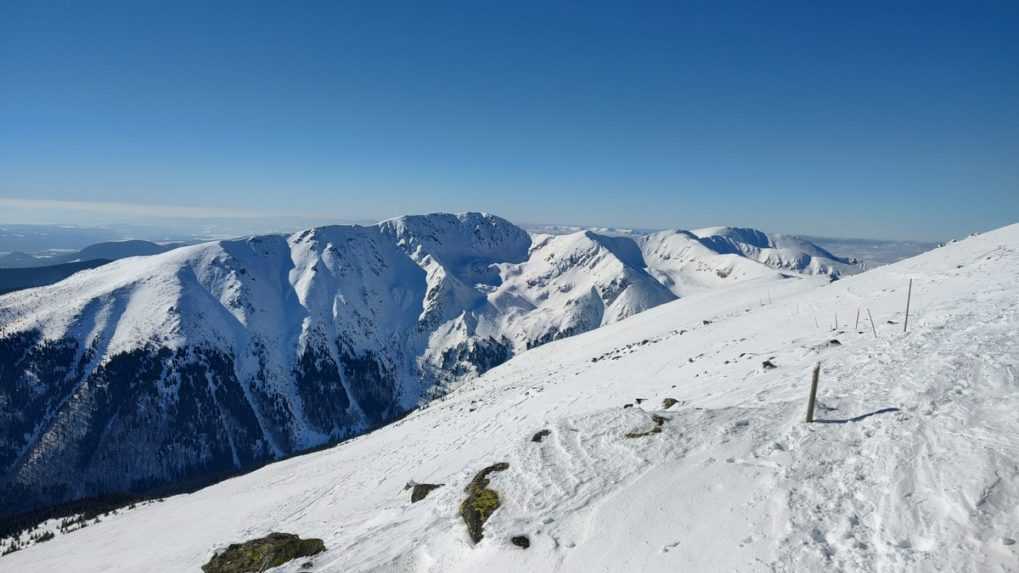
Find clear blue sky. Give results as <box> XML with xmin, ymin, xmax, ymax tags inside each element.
<box><xmin>1</xmin><ymin>1</ymin><xmax>1017</xmax><ymax>240</ymax></box>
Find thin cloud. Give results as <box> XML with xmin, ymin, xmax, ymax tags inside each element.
<box><xmin>0</xmin><ymin>197</ymin><xmax>278</xmax><ymax>220</ymax></box>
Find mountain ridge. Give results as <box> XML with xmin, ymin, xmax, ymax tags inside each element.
<box><xmin>0</xmin><ymin>212</ymin><xmax>853</xmax><ymax>517</ymax></box>
<box><xmin>3</xmin><ymin>222</ymin><xmax>1015</xmax><ymax>571</ymax></box>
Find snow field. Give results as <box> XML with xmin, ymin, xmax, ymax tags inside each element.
<box><xmin>3</xmin><ymin>225</ymin><xmax>1016</xmax><ymax>572</ymax></box>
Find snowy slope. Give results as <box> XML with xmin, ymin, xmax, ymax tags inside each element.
<box><xmin>0</xmin><ymin>214</ymin><xmax>849</xmax><ymax>519</ymax></box>
<box><xmin>639</xmin><ymin>229</ymin><xmax>786</xmax><ymax>295</ymax></box>
<box><xmin>4</xmin><ymin>224</ymin><xmax>1017</xmax><ymax>572</ymax></box>
<box><xmin>483</xmin><ymin>231</ymin><xmax>677</xmax><ymax>348</ymax></box>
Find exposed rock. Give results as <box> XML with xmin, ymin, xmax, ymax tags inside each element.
<box><xmin>662</xmin><ymin>398</ymin><xmax>679</xmax><ymax>409</ymax></box>
<box><xmin>531</xmin><ymin>429</ymin><xmax>551</xmax><ymax>443</ymax></box>
<box><xmin>439</xmin><ymin>336</ymin><xmax>513</xmax><ymax>378</ymax></box>
<box><xmin>625</xmin><ymin>414</ymin><xmax>668</xmax><ymax>438</ymax></box>
<box><xmin>409</xmin><ymin>483</ymin><xmax>443</xmax><ymax>503</ymax></box>
<box><xmin>761</xmin><ymin>359</ymin><xmax>777</xmax><ymax>370</ymax></box>
<box><xmin>812</xmin><ymin>339</ymin><xmax>842</xmax><ymax>352</ymax></box>
<box><xmin>459</xmin><ymin>462</ymin><xmax>510</xmax><ymax>543</ymax></box>
<box><xmin>626</xmin><ymin>426</ymin><xmax>662</xmax><ymax>439</ymax></box>
<box><xmin>201</xmin><ymin>532</ymin><xmax>325</xmax><ymax>573</ymax></box>
<box><xmin>510</xmin><ymin>535</ymin><xmax>531</xmax><ymax>549</ymax></box>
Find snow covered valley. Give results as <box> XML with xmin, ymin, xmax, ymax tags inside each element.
<box><xmin>2</xmin><ymin>223</ymin><xmax>1016</xmax><ymax>571</ymax></box>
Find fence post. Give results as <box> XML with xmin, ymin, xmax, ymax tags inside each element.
<box><xmin>855</xmin><ymin>308</ymin><xmax>860</xmax><ymax>331</ymax></box>
<box><xmin>867</xmin><ymin>308</ymin><xmax>878</xmax><ymax>338</ymax></box>
<box><xmin>903</xmin><ymin>279</ymin><xmax>913</xmax><ymax>333</ymax></box>
<box><xmin>805</xmin><ymin>362</ymin><xmax>821</xmax><ymax>423</ymax></box>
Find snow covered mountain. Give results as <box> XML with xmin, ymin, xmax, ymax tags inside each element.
<box><xmin>692</xmin><ymin>226</ymin><xmax>858</xmax><ymax>277</ymax></box>
<box><xmin>0</xmin><ymin>213</ymin><xmax>850</xmax><ymax>518</ymax></box>
<box><xmin>3</xmin><ymin>222</ymin><xmax>1016</xmax><ymax>572</ymax></box>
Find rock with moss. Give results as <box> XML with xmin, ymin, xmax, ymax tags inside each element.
<box><xmin>459</xmin><ymin>462</ymin><xmax>510</xmax><ymax>543</ymax></box>
<box><xmin>662</xmin><ymin>398</ymin><xmax>679</xmax><ymax>409</ymax></box>
<box><xmin>201</xmin><ymin>532</ymin><xmax>325</xmax><ymax>573</ymax></box>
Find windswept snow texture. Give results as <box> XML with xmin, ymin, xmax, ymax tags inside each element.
<box><xmin>0</xmin><ymin>213</ymin><xmax>848</xmax><ymax>516</ymax></box>
<box><xmin>4</xmin><ymin>224</ymin><xmax>1017</xmax><ymax>571</ymax></box>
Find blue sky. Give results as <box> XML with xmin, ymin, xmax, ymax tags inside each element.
<box><xmin>1</xmin><ymin>1</ymin><xmax>1016</xmax><ymax>241</ymax></box>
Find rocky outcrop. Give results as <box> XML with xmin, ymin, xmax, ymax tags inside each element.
<box><xmin>624</xmin><ymin>414</ymin><xmax>667</xmax><ymax>439</ymax></box>
<box><xmin>460</xmin><ymin>462</ymin><xmax>510</xmax><ymax>543</ymax></box>
<box><xmin>201</xmin><ymin>532</ymin><xmax>324</xmax><ymax>573</ymax></box>
<box><xmin>408</xmin><ymin>483</ymin><xmax>443</xmax><ymax>503</ymax></box>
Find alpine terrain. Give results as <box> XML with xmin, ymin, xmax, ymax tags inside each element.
<box><xmin>1</xmin><ymin>222</ymin><xmax>1017</xmax><ymax>572</ymax></box>
<box><xmin>1</xmin><ymin>213</ymin><xmax>855</xmax><ymax>519</ymax></box>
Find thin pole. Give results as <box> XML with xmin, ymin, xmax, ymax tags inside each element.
<box><xmin>903</xmin><ymin>279</ymin><xmax>913</xmax><ymax>333</ymax></box>
<box><xmin>867</xmin><ymin>308</ymin><xmax>878</xmax><ymax>338</ymax></box>
<box><xmin>854</xmin><ymin>308</ymin><xmax>860</xmax><ymax>331</ymax></box>
<box><xmin>805</xmin><ymin>362</ymin><xmax>821</xmax><ymax>423</ymax></box>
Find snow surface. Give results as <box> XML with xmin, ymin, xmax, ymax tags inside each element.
<box><xmin>4</xmin><ymin>224</ymin><xmax>1018</xmax><ymax>572</ymax></box>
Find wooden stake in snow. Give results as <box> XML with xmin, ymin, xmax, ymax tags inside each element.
<box><xmin>867</xmin><ymin>308</ymin><xmax>878</xmax><ymax>338</ymax></box>
<box><xmin>805</xmin><ymin>362</ymin><xmax>821</xmax><ymax>423</ymax></box>
<box><xmin>903</xmin><ymin>279</ymin><xmax>913</xmax><ymax>333</ymax></box>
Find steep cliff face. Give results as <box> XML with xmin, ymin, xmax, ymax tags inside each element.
<box><xmin>0</xmin><ymin>213</ymin><xmax>845</xmax><ymax>516</ymax></box>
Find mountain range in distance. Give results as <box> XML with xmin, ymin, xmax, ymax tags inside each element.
<box><xmin>0</xmin><ymin>213</ymin><xmax>922</xmax><ymax>520</ymax></box>
<box><xmin>1</xmin><ymin>218</ymin><xmax>1012</xmax><ymax>572</ymax></box>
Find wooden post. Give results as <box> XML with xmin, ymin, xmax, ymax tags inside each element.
<box><xmin>854</xmin><ymin>308</ymin><xmax>860</xmax><ymax>331</ymax></box>
<box><xmin>867</xmin><ymin>308</ymin><xmax>878</xmax><ymax>338</ymax></box>
<box><xmin>903</xmin><ymin>279</ymin><xmax>913</xmax><ymax>333</ymax></box>
<box><xmin>805</xmin><ymin>362</ymin><xmax>821</xmax><ymax>423</ymax></box>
